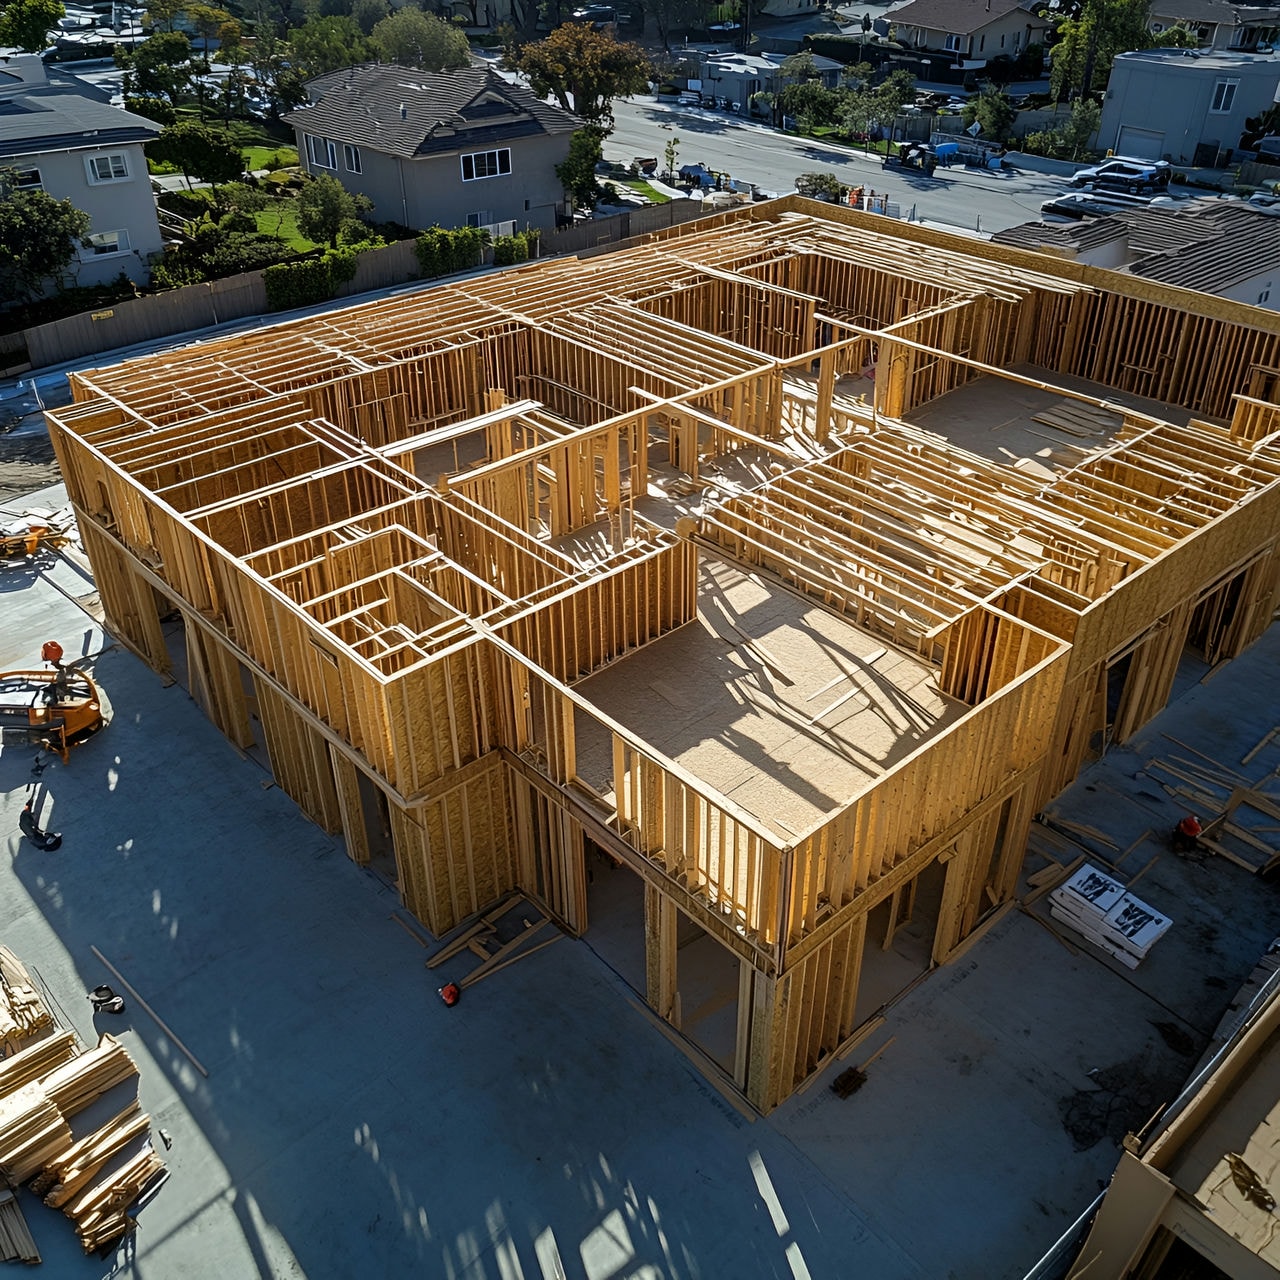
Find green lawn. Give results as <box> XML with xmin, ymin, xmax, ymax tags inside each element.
<box><xmin>254</xmin><ymin>203</ymin><xmax>321</xmax><ymax>252</ymax></box>
<box><xmin>605</xmin><ymin>178</ymin><xmax>671</xmax><ymax>205</ymax></box>
<box><xmin>243</xmin><ymin>144</ymin><xmax>298</xmax><ymax>172</ymax></box>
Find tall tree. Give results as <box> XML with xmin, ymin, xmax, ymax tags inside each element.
<box><xmin>556</xmin><ymin>125</ymin><xmax>604</xmax><ymax>210</ymax></box>
<box><xmin>0</xmin><ymin>0</ymin><xmax>64</xmax><ymax>52</ymax></box>
<box><xmin>0</xmin><ymin>171</ymin><xmax>92</xmax><ymax>301</ymax></box>
<box><xmin>125</xmin><ymin>30</ymin><xmax>195</xmax><ymax>104</ymax></box>
<box><xmin>505</xmin><ymin>23</ymin><xmax>650</xmax><ymax>129</ymax></box>
<box><xmin>350</xmin><ymin>0</ymin><xmax>389</xmax><ymax>37</ymax></box>
<box><xmin>637</xmin><ymin>0</ymin><xmax>707</xmax><ymax>50</ymax></box>
<box><xmin>1048</xmin><ymin>0</ymin><xmax>1156</xmax><ymax>100</ymax></box>
<box><xmin>369</xmin><ymin>8</ymin><xmax>469</xmax><ymax>69</ymax></box>
<box><xmin>296</xmin><ymin>173</ymin><xmax>372</xmax><ymax>247</ymax></box>
<box><xmin>289</xmin><ymin>15</ymin><xmax>370</xmax><ymax>78</ymax></box>
<box><xmin>149</xmin><ymin>120</ymin><xmax>244</xmax><ymax>192</ymax></box>
<box><xmin>962</xmin><ymin>82</ymin><xmax>1016</xmax><ymax>143</ymax></box>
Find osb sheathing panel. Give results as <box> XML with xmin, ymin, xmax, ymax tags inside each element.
<box><xmin>784</xmin><ymin>641</ymin><xmax>1069</xmax><ymax>944</ymax></box>
<box><xmin>390</xmin><ymin>754</ymin><xmax>516</xmax><ymax>935</ymax></box>
<box><xmin>254</xmin><ymin>676</ymin><xmax>343</xmax><ymax>834</ymax></box>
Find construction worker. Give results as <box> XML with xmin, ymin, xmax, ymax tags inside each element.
<box><xmin>18</xmin><ymin>803</ymin><xmax>61</xmax><ymax>851</ymax></box>
<box><xmin>1172</xmin><ymin>813</ymin><xmax>1202</xmax><ymax>853</ymax></box>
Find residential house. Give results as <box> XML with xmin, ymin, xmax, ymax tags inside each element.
<box><xmin>888</xmin><ymin>0</ymin><xmax>1051</xmax><ymax>68</ymax></box>
<box><xmin>283</xmin><ymin>64</ymin><xmax>581</xmax><ymax>236</ymax></box>
<box><xmin>0</xmin><ymin>52</ymin><xmax>162</xmax><ymax>291</ymax></box>
<box><xmin>993</xmin><ymin>197</ymin><xmax>1280</xmax><ymax>310</ymax></box>
<box><xmin>1097</xmin><ymin>47</ymin><xmax>1280</xmax><ymax>164</ymax></box>
<box><xmin>1149</xmin><ymin>0</ymin><xmax>1280</xmax><ymax>53</ymax></box>
<box><xmin>691</xmin><ymin>50</ymin><xmax>842</xmax><ymax>113</ymax></box>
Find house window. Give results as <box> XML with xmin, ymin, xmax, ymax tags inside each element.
<box><xmin>1210</xmin><ymin>79</ymin><xmax>1238</xmax><ymax>112</ymax></box>
<box><xmin>460</xmin><ymin>148</ymin><xmax>512</xmax><ymax>181</ymax></box>
<box><xmin>85</xmin><ymin>153</ymin><xmax>129</xmax><ymax>183</ymax></box>
<box><xmin>343</xmin><ymin>144</ymin><xmax>361</xmax><ymax>174</ymax></box>
<box><xmin>979</xmin><ymin>35</ymin><xmax>984</xmax><ymax>51</ymax></box>
<box><xmin>944</xmin><ymin>33</ymin><xmax>962</xmax><ymax>50</ymax></box>
<box><xmin>81</xmin><ymin>230</ymin><xmax>130</xmax><ymax>258</ymax></box>
<box><xmin>305</xmin><ymin>134</ymin><xmax>337</xmax><ymax>169</ymax></box>
<box><xmin>12</xmin><ymin>166</ymin><xmax>42</xmax><ymax>189</ymax></box>
<box><xmin>466</xmin><ymin>211</ymin><xmax>493</xmax><ymax>228</ymax></box>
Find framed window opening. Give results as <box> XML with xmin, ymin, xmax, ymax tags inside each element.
<box><xmin>461</xmin><ymin>148</ymin><xmax>512</xmax><ymax>181</ymax></box>
<box><xmin>86</xmin><ymin>153</ymin><xmax>129</xmax><ymax>184</ymax></box>
<box><xmin>82</xmin><ymin>229</ymin><xmax>131</xmax><ymax>258</ymax></box>
<box><xmin>306</xmin><ymin>134</ymin><xmax>337</xmax><ymax>169</ymax></box>
<box><xmin>343</xmin><ymin>143</ymin><xmax>361</xmax><ymax>174</ymax></box>
<box><xmin>1210</xmin><ymin>78</ymin><xmax>1238</xmax><ymax>112</ymax></box>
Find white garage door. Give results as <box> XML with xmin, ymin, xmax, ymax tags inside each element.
<box><xmin>1116</xmin><ymin>126</ymin><xmax>1165</xmax><ymax>161</ymax></box>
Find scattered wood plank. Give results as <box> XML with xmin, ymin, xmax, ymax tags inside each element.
<box><xmin>1242</xmin><ymin>728</ymin><xmax>1279</xmax><ymax>766</ymax></box>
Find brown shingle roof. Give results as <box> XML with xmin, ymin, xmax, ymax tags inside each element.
<box><xmin>283</xmin><ymin>64</ymin><xmax>580</xmax><ymax>161</ymax></box>
<box><xmin>890</xmin><ymin>0</ymin><xmax>1041</xmax><ymax>35</ymax></box>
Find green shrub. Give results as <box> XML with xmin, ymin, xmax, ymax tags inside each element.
<box><xmin>263</xmin><ymin>246</ymin><xmax>358</xmax><ymax>311</ymax></box>
<box><xmin>414</xmin><ymin>225</ymin><xmax>486</xmax><ymax>278</ymax></box>
<box><xmin>127</xmin><ymin>96</ymin><xmax>177</xmax><ymax>125</ymax></box>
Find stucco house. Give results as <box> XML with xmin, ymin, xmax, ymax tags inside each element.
<box><xmin>888</xmin><ymin>0</ymin><xmax>1051</xmax><ymax>68</ymax></box>
<box><xmin>690</xmin><ymin>50</ymin><xmax>843</xmax><ymax>112</ymax></box>
<box><xmin>283</xmin><ymin>64</ymin><xmax>581</xmax><ymax>235</ymax></box>
<box><xmin>1098</xmin><ymin>47</ymin><xmax>1280</xmax><ymax>164</ymax></box>
<box><xmin>1149</xmin><ymin>0</ymin><xmax>1280</xmax><ymax>53</ymax></box>
<box><xmin>0</xmin><ymin>53</ymin><xmax>163</xmax><ymax>292</ymax></box>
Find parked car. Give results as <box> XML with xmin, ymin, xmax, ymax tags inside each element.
<box><xmin>1069</xmin><ymin>157</ymin><xmax>1171</xmax><ymax>194</ymax></box>
<box><xmin>1041</xmin><ymin>191</ymin><xmax>1155</xmax><ymax>221</ymax></box>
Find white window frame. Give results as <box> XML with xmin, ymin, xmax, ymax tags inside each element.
<box><xmin>85</xmin><ymin>152</ymin><xmax>130</xmax><ymax>184</ymax></box>
<box><xmin>12</xmin><ymin>166</ymin><xmax>42</xmax><ymax>190</ymax></box>
<box><xmin>81</xmin><ymin>229</ymin><xmax>131</xmax><ymax>258</ymax></box>
<box><xmin>1210</xmin><ymin>78</ymin><xmax>1238</xmax><ymax>112</ymax></box>
<box><xmin>460</xmin><ymin>148</ymin><xmax>512</xmax><ymax>181</ymax></box>
<box><xmin>306</xmin><ymin>134</ymin><xmax>337</xmax><ymax>170</ymax></box>
<box><xmin>944</xmin><ymin>32</ymin><xmax>962</xmax><ymax>51</ymax></box>
<box><xmin>343</xmin><ymin>143</ymin><xmax>361</xmax><ymax>174</ymax></box>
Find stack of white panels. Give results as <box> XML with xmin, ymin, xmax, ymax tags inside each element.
<box><xmin>1049</xmin><ymin>863</ymin><xmax>1173</xmax><ymax>969</ymax></box>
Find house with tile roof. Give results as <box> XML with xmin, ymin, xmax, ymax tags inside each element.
<box><xmin>888</xmin><ymin>0</ymin><xmax>1051</xmax><ymax>68</ymax></box>
<box><xmin>992</xmin><ymin>197</ymin><xmax>1280</xmax><ymax>310</ymax></box>
<box><xmin>0</xmin><ymin>53</ymin><xmax>163</xmax><ymax>293</ymax></box>
<box><xmin>283</xmin><ymin>64</ymin><xmax>582</xmax><ymax>236</ymax></box>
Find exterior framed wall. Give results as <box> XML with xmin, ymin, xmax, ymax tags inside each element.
<box><xmin>46</xmin><ymin>199</ymin><xmax>1280</xmax><ymax>1113</ymax></box>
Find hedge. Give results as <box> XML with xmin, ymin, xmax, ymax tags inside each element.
<box><xmin>263</xmin><ymin>246</ymin><xmax>358</xmax><ymax>311</ymax></box>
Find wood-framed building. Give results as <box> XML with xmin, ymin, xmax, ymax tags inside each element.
<box><xmin>45</xmin><ymin>199</ymin><xmax>1280</xmax><ymax>1111</ymax></box>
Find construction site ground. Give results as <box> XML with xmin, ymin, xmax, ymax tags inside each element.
<box><xmin>4</xmin><ymin>478</ymin><xmax>1280</xmax><ymax>1280</ymax></box>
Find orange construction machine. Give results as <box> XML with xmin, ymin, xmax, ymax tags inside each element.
<box><xmin>0</xmin><ymin>642</ymin><xmax>105</xmax><ymax>763</ymax></box>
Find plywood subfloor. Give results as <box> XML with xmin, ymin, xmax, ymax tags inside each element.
<box><xmin>905</xmin><ymin>364</ymin><xmax>1199</xmax><ymax>470</ymax></box>
<box><xmin>573</xmin><ymin>556</ymin><xmax>964</xmax><ymax>839</ymax></box>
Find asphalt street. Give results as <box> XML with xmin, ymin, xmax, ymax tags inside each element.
<box><xmin>603</xmin><ymin>96</ymin><xmax>1070</xmax><ymax>234</ymax></box>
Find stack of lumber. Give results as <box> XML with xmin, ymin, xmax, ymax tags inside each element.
<box><xmin>0</xmin><ymin>1189</ymin><xmax>40</xmax><ymax>1264</ymax></box>
<box><xmin>33</xmin><ymin>1100</ymin><xmax>150</xmax><ymax>1207</ymax></box>
<box><xmin>0</xmin><ymin>1030</ymin><xmax>80</xmax><ymax>1094</ymax></box>
<box><xmin>0</xmin><ymin>1082</ymin><xmax>73</xmax><ymax>1184</ymax></box>
<box><xmin>40</xmin><ymin>1034</ymin><xmax>137</xmax><ymax>1117</ymax></box>
<box><xmin>63</xmin><ymin>1145</ymin><xmax>165</xmax><ymax>1253</ymax></box>
<box><xmin>0</xmin><ymin>945</ymin><xmax>54</xmax><ymax>1053</ymax></box>
<box><xmin>1049</xmin><ymin>863</ymin><xmax>1173</xmax><ymax>969</ymax></box>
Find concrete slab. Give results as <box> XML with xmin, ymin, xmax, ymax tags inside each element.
<box><xmin>4</xmin><ymin>482</ymin><xmax>1280</xmax><ymax>1280</ymax></box>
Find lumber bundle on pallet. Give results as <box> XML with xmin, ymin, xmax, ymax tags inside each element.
<box><xmin>0</xmin><ymin>1189</ymin><xmax>40</xmax><ymax>1264</ymax></box>
<box><xmin>34</xmin><ymin>1100</ymin><xmax>150</xmax><ymax>1208</ymax></box>
<box><xmin>40</xmin><ymin>1034</ymin><xmax>137</xmax><ymax>1117</ymax></box>
<box><xmin>0</xmin><ymin>1082</ymin><xmax>73</xmax><ymax>1185</ymax></box>
<box><xmin>64</xmin><ymin>1146</ymin><xmax>165</xmax><ymax>1253</ymax></box>
<box><xmin>0</xmin><ymin>1030</ymin><xmax>79</xmax><ymax>1096</ymax></box>
<box><xmin>1049</xmin><ymin>863</ymin><xmax>1173</xmax><ymax>970</ymax></box>
<box><xmin>0</xmin><ymin>946</ymin><xmax>54</xmax><ymax>1053</ymax></box>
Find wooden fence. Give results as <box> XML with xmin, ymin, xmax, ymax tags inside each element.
<box><xmin>19</xmin><ymin>205</ymin><xmax>714</xmax><ymax>372</ymax></box>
